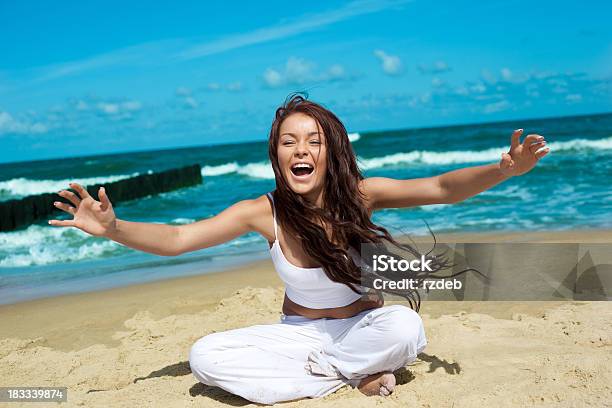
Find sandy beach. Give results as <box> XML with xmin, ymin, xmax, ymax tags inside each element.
<box><xmin>1</xmin><ymin>229</ymin><xmax>611</xmax><ymax>407</ymax></box>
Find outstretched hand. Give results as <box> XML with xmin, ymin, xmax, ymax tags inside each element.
<box><xmin>48</xmin><ymin>182</ymin><xmax>117</xmax><ymax>237</ymax></box>
<box><xmin>499</xmin><ymin>129</ymin><xmax>550</xmax><ymax>177</ymax></box>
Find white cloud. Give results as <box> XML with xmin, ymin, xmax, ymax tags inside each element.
<box><xmin>198</xmin><ymin>81</ymin><xmax>245</xmax><ymax>92</ymax></box>
<box><xmin>122</xmin><ymin>101</ymin><xmax>142</xmax><ymax>111</ymax></box>
<box><xmin>469</xmin><ymin>82</ymin><xmax>486</xmax><ymax>93</ymax></box>
<box><xmin>318</xmin><ymin>63</ymin><xmax>351</xmax><ymax>82</ymax></box>
<box><xmin>501</xmin><ymin>68</ymin><xmax>513</xmax><ymax>81</ymax></box>
<box><xmin>96</xmin><ymin>100</ymin><xmax>142</xmax><ymax>116</ymax></box>
<box><xmin>184</xmin><ymin>96</ymin><xmax>198</xmax><ymax>108</ymax></box>
<box><xmin>176</xmin><ymin>86</ymin><xmax>192</xmax><ymax>96</ymax></box>
<box><xmin>547</xmin><ymin>78</ymin><xmax>568</xmax><ymax>87</ymax></box>
<box><xmin>75</xmin><ymin>100</ymin><xmax>89</xmax><ymax>111</ymax></box>
<box><xmin>200</xmin><ymin>82</ymin><xmax>243</xmax><ymax>92</ymax></box>
<box><xmin>420</xmin><ymin>92</ymin><xmax>431</xmax><ymax>104</ymax></box>
<box><xmin>481</xmin><ymin>67</ymin><xmax>528</xmax><ymax>84</ymax></box>
<box><xmin>227</xmin><ymin>82</ymin><xmax>243</xmax><ymax>92</ymax></box>
<box><xmin>0</xmin><ymin>111</ymin><xmax>48</xmax><ymax>135</ymax></box>
<box><xmin>331</xmin><ymin>69</ymin><xmax>607</xmax><ymax>120</ymax></box>
<box><xmin>263</xmin><ymin>69</ymin><xmax>284</xmax><ymax>88</ymax></box>
<box><xmin>527</xmin><ymin>90</ymin><xmax>540</xmax><ymax>98</ymax></box>
<box><xmin>286</xmin><ymin>57</ymin><xmax>314</xmax><ymax>82</ymax></box>
<box><xmin>481</xmin><ymin>69</ymin><xmax>496</xmax><ymax>84</ymax></box>
<box><xmin>263</xmin><ymin>57</ymin><xmax>313</xmax><ymax>87</ymax></box>
<box><xmin>97</xmin><ymin>103</ymin><xmax>119</xmax><ymax>115</ymax></box>
<box><xmin>431</xmin><ymin>77</ymin><xmax>445</xmax><ymax>87</ymax></box>
<box><xmin>417</xmin><ymin>61</ymin><xmax>451</xmax><ymax>75</ymax></box>
<box><xmin>262</xmin><ymin>57</ymin><xmax>350</xmax><ymax>88</ymax></box>
<box><xmin>327</xmin><ymin>64</ymin><xmax>346</xmax><ymax>80</ymax></box>
<box><xmin>483</xmin><ymin>100</ymin><xmax>511</xmax><ymax>114</ymax></box>
<box><xmin>373</xmin><ymin>50</ymin><xmax>402</xmax><ymax>76</ymax></box>
<box><xmin>454</xmin><ymin>86</ymin><xmax>469</xmax><ymax>96</ymax></box>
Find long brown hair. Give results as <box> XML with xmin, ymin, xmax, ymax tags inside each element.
<box><xmin>268</xmin><ymin>93</ymin><xmax>479</xmax><ymax>312</ymax></box>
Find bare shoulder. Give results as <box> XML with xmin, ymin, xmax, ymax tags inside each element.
<box><xmin>242</xmin><ymin>193</ymin><xmax>276</xmax><ymax>243</ymax></box>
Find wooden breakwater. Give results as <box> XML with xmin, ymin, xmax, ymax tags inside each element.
<box><xmin>0</xmin><ymin>164</ymin><xmax>202</xmax><ymax>233</ymax></box>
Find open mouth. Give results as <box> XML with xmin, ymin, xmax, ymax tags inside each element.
<box><xmin>290</xmin><ymin>163</ymin><xmax>314</xmax><ymax>177</ymax></box>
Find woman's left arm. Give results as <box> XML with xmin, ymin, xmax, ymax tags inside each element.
<box><xmin>363</xmin><ymin>129</ymin><xmax>550</xmax><ymax>209</ymax></box>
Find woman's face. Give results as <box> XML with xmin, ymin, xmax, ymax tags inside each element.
<box><xmin>277</xmin><ymin>112</ymin><xmax>327</xmax><ymax>201</ymax></box>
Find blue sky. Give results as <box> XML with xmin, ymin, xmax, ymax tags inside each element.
<box><xmin>0</xmin><ymin>0</ymin><xmax>611</xmax><ymax>163</ymax></box>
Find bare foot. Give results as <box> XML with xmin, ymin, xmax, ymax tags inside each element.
<box><xmin>357</xmin><ymin>372</ymin><xmax>396</xmax><ymax>396</ymax></box>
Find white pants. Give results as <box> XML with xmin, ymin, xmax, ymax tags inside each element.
<box><xmin>189</xmin><ymin>304</ymin><xmax>427</xmax><ymax>405</ymax></box>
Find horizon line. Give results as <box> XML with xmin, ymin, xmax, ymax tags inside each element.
<box><xmin>1</xmin><ymin>109</ymin><xmax>610</xmax><ymax>166</ymax></box>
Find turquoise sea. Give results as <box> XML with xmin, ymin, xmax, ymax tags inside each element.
<box><xmin>1</xmin><ymin>112</ymin><xmax>611</xmax><ymax>304</ymax></box>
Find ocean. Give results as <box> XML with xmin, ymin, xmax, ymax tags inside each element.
<box><xmin>1</xmin><ymin>112</ymin><xmax>611</xmax><ymax>304</ymax></box>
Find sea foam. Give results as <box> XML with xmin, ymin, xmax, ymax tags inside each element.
<box><xmin>196</xmin><ymin>135</ymin><xmax>612</xmax><ymax>179</ymax></box>
<box><xmin>0</xmin><ymin>173</ymin><xmax>139</xmax><ymax>200</ymax></box>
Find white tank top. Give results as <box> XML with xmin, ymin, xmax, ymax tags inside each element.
<box><xmin>266</xmin><ymin>192</ymin><xmax>364</xmax><ymax>309</ymax></box>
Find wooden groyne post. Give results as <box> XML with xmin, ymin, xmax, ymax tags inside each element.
<box><xmin>0</xmin><ymin>164</ymin><xmax>202</xmax><ymax>233</ymax></box>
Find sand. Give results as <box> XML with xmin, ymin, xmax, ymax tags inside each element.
<box><xmin>1</xmin><ymin>230</ymin><xmax>611</xmax><ymax>407</ymax></box>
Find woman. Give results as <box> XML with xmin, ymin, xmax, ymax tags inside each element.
<box><xmin>49</xmin><ymin>94</ymin><xmax>549</xmax><ymax>404</ymax></box>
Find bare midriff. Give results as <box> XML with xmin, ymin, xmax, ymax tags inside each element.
<box><xmin>282</xmin><ymin>292</ymin><xmax>384</xmax><ymax>319</ymax></box>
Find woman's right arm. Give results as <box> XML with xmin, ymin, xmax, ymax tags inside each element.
<box><xmin>49</xmin><ymin>182</ymin><xmax>262</xmax><ymax>257</ymax></box>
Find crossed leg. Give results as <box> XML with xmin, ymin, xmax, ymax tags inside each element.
<box><xmin>189</xmin><ymin>305</ymin><xmax>427</xmax><ymax>405</ymax></box>
<box><xmin>189</xmin><ymin>318</ymin><xmax>351</xmax><ymax>405</ymax></box>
